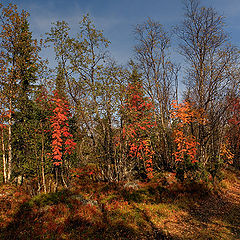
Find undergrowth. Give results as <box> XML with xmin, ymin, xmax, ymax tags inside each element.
<box><xmin>0</xmin><ymin>168</ymin><xmax>239</xmax><ymax>240</ymax></box>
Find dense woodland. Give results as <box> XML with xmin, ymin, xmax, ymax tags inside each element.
<box><xmin>0</xmin><ymin>0</ymin><xmax>240</xmax><ymax>239</ymax></box>
<box><xmin>0</xmin><ymin>0</ymin><xmax>239</xmax><ymax>192</ymax></box>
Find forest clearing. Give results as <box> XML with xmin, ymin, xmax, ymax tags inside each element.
<box><xmin>0</xmin><ymin>167</ymin><xmax>239</xmax><ymax>239</ymax></box>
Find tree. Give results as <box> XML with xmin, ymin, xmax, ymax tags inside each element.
<box><xmin>175</xmin><ymin>0</ymin><xmax>240</xmax><ymax>166</ymax></box>
<box><xmin>227</xmin><ymin>97</ymin><xmax>240</xmax><ymax>169</ymax></box>
<box><xmin>49</xmin><ymin>91</ymin><xmax>76</xmax><ymax>188</ymax></box>
<box><xmin>55</xmin><ymin>62</ymin><xmax>67</xmax><ymax>99</ymax></box>
<box><xmin>171</xmin><ymin>100</ymin><xmax>207</xmax><ymax>180</ymax></box>
<box><xmin>45</xmin><ymin>15</ymin><xmax>131</xmax><ymax>181</ymax></box>
<box><xmin>45</xmin><ymin>17</ymin><xmax>107</xmax><ymax>152</ymax></box>
<box><xmin>93</xmin><ymin>61</ymin><xmax>129</xmax><ymax>181</ymax></box>
<box><xmin>34</xmin><ymin>87</ymin><xmax>53</xmax><ymax>193</ymax></box>
<box><xmin>122</xmin><ymin>68</ymin><xmax>155</xmax><ymax>179</ymax></box>
<box><xmin>0</xmin><ymin>3</ymin><xmax>39</xmax><ymax>181</ymax></box>
<box><xmin>134</xmin><ymin>18</ymin><xmax>179</xmax><ymax>170</ymax></box>
<box><xmin>0</xmin><ymin>95</ymin><xmax>7</xmax><ymax>183</ymax></box>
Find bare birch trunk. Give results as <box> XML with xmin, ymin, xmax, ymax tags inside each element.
<box><xmin>7</xmin><ymin>98</ymin><xmax>12</xmax><ymax>182</ymax></box>
<box><xmin>1</xmin><ymin>128</ymin><xmax>7</xmax><ymax>183</ymax></box>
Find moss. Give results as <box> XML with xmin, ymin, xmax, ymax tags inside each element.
<box><xmin>99</xmin><ymin>194</ymin><xmax>119</xmax><ymax>204</ymax></box>
<box><xmin>122</xmin><ymin>188</ymin><xmax>149</xmax><ymax>203</ymax></box>
<box><xmin>29</xmin><ymin>189</ymin><xmax>71</xmax><ymax>207</ymax></box>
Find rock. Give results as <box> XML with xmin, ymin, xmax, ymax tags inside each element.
<box><xmin>70</xmin><ymin>194</ymin><xmax>98</xmax><ymax>206</ymax></box>
<box><xmin>70</xmin><ymin>194</ymin><xmax>84</xmax><ymax>201</ymax></box>
<box><xmin>124</xmin><ymin>181</ymin><xmax>140</xmax><ymax>190</ymax></box>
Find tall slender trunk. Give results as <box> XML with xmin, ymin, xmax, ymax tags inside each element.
<box><xmin>55</xmin><ymin>167</ymin><xmax>58</xmax><ymax>192</ymax></box>
<box><xmin>7</xmin><ymin>98</ymin><xmax>12</xmax><ymax>181</ymax></box>
<box><xmin>61</xmin><ymin>168</ymin><xmax>68</xmax><ymax>188</ymax></box>
<box><xmin>1</xmin><ymin>128</ymin><xmax>7</xmax><ymax>183</ymax></box>
<box><xmin>41</xmin><ymin>123</ymin><xmax>47</xmax><ymax>193</ymax></box>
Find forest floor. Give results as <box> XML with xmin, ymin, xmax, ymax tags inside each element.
<box><xmin>0</xmin><ymin>167</ymin><xmax>239</xmax><ymax>240</ymax></box>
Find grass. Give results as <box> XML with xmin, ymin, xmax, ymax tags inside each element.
<box><xmin>0</xmin><ymin>167</ymin><xmax>239</xmax><ymax>239</ymax></box>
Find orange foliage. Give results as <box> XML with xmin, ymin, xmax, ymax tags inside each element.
<box><xmin>122</xmin><ymin>80</ymin><xmax>155</xmax><ymax>179</ymax></box>
<box><xmin>227</xmin><ymin>97</ymin><xmax>240</xmax><ymax>162</ymax></box>
<box><xmin>171</xmin><ymin>100</ymin><xmax>205</xmax><ymax>163</ymax></box>
<box><xmin>49</xmin><ymin>91</ymin><xmax>76</xmax><ymax>166</ymax></box>
<box><xmin>220</xmin><ymin>141</ymin><xmax>234</xmax><ymax>164</ymax></box>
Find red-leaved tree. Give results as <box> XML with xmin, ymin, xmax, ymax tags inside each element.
<box><xmin>227</xmin><ymin>97</ymin><xmax>240</xmax><ymax>168</ymax></box>
<box><xmin>171</xmin><ymin>100</ymin><xmax>202</xmax><ymax>163</ymax></box>
<box><xmin>171</xmin><ymin>100</ymin><xmax>207</xmax><ymax>181</ymax></box>
<box><xmin>50</xmin><ymin>91</ymin><xmax>76</xmax><ymax>167</ymax></box>
<box><xmin>122</xmin><ymin>69</ymin><xmax>155</xmax><ymax>179</ymax></box>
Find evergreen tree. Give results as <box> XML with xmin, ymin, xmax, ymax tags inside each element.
<box><xmin>123</xmin><ymin>67</ymin><xmax>155</xmax><ymax>179</ymax></box>
<box><xmin>55</xmin><ymin>62</ymin><xmax>67</xmax><ymax>99</ymax></box>
<box><xmin>0</xmin><ymin>3</ymin><xmax>40</xmax><ymax>181</ymax></box>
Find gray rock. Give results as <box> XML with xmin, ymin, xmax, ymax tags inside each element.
<box><xmin>70</xmin><ymin>194</ymin><xmax>98</xmax><ymax>206</ymax></box>
<box><xmin>124</xmin><ymin>181</ymin><xmax>140</xmax><ymax>190</ymax></box>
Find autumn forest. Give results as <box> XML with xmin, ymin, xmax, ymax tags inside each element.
<box><xmin>0</xmin><ymin>0</ymin><xmax>240</xmax><ymax>239</ymax></box>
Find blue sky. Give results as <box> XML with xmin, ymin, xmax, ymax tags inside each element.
<box><xmin>1</xmin><ymin>0</ymin><xmax>240</xmax><ymax>66</ymax></box>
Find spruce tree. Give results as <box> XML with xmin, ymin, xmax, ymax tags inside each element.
<box><xmin>0</xmin><ymin>3</ymin><xmax>39</xmax><ymax>181</ymax></box>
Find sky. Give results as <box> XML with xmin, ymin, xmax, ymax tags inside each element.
<box><xmin>1</xmin><ymin>0</ymin><xmax>240</xmax><ymax>83</ymax></box>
